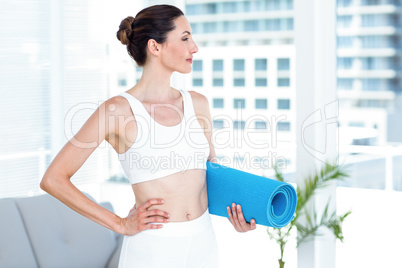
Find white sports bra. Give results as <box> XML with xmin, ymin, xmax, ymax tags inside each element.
<box><xmin>116</xmin><ymin>89</ymin><xmax>210</xmax><ymax>185</ymax></box>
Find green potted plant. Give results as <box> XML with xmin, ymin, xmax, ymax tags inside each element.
<box><xmin>267</xmin><ymin>162</ymin><xmax>351</xmax><ymax>268</ymax></box>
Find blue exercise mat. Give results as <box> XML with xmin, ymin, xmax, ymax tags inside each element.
<box><xmin>206</xmin><ymin>161</ymin><xmax>297</xmax><ymax>228</ymax></box>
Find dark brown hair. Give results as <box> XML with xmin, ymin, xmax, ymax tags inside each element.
<box><xmin>116</xmin><ymin>5</ymin><xmax>184</xmax><ymax>66</ymax></box>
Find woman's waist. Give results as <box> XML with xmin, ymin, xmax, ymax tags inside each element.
<box><xmin>133</xmin><ymin>207</ymin><xmax>213</xmax><ymax>237</ymax></box>
<box><xmin>133</xmin><ymin>170</ymin><xmax>207</xmax><ymax>221</ymax></box>
<box><xmin>136</xmin><ymin>192</ymin><xmax>208</xmax><ymax>222</ymax></box>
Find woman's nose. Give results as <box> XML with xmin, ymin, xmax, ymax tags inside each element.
<box><xmin>191</xmin><ymin>40</ymin><xmax>199</xmax><ymax>54</ymax></box>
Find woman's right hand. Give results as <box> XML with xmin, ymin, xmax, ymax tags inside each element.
<box><xmin>119</xmin><ymin>199</ymin><xmax>170</xmax><ymax>236</ymax></box>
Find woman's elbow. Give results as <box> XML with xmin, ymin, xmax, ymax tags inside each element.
<box><xmin>40</xmin><ymin>175</ymin><xmax>51</xmax><ymax>193</ymax></box>
<box><xmin>40</xmin><ymin>171</ymin><xmax>65</xmax><ymax>193</ymax></box>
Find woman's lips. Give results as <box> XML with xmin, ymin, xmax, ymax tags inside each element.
<box><xmin>186</xmin><ymin>59</ymin><xmax>193</xmax><ymax>64</ymax></box>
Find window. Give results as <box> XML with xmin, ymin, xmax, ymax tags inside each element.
<box><xmin>222</xmin><ymin>2</ymin><xmax>238</xmax><ymax>13</ymax></box>
<box><xmin>265</xmin><ymin>18</ymin><xmax>293</xmax><ymax>31</ymax></box>
<box><xmin>337</xmin><ymin>57</ymin><xmax>353</xmax><ymax>70</ymax></box>
<box><xmin>213</xmin><ymin>120</ymin><xmax>225</xmax><ymax>129</ymax></box>
<box><xmin>234</xmin><ymin>78</ymin><xmax>245</xmax><ymax>87</ymax></box>
<box><xmin>277</xmin><ymin>122</ymin><xmax>291</xmax><ymax>131</ymax></box>
<box><xmin>190</xmin><ymin>23</ymin><xmax>200</xmax><ymax>34</ymax></box>
<box><xmin>255</xmin><ymin>99</ymin><xmax>268</xmax><ymax>109</ymax></box>
<box><xmin>266</xmin><ymin>19</ymin><xmax>281</xmax><ymax>31</ymax></box>
<box><xmin>349</xmin><ymin>122</ymin><xmax>365</xmax><ymax>127</ymax></box>
<box><xmin>255</xmin><ymin>121</ymin><xmax>267</xmax><ymax>129</ymax></box>
<box><xmin>203</xmin><ymin>22</ymin><xmax>217</xmax><ymax>33</ymax></box>
<box><xmin>267</xmin><ymin>0</ymin><xmax>293</xmax><ymax>10</ymax></box>
<box><xmin>387</xmin><ymin>78</ymin><xmax>398</xmax><ymax>91</ymax></box>
<box><xmin>362</xmin><ymin>79</ymin><xmax>382</xmax><ymax>91</ymax></box>
<box><xmin>213</xmin><ymin>98</ymin><xmax>224</xmax><ymax>108</ymax></box>
<box><xmin>255</xmin><ymin>58</ymin><xmax>267</xmax><ymax>71</ymax></box>
<box><xmin>193</xmin><ymin>78</ymin><xmax>203</xmax><ymax>87</ymax></box>
<box><xmin>245</xmin><ymin>20</ymin><xmax>259</xmax><ymax>31</ymax></box>
<box><xmin>224</xmin><ymin>21</ymin><xmax>241</xmax><ymax>32</ymax></box>
<box><xmin>0</xmin><ymin>2</ymin><xmax>110</xmax><ymax>198</ymax></box>
<box><xmin>186</xmin><ymin>4</ymin><xmax>200</xmax><ymax>15</ymax></box>
<box><xmin>187</xmin><ymin>3</ymin><xmax>217</xmax><ymax>15</ymax></box>
<box><xmin>361</xmin><ymin>57</ymin><xmax>388</xmax><ymax>70</ymax></box>
<box><xmin>386</xmin><ymin>57</ymin><xmax>397</xmax><ymax>70</ymax></box>
<box><xmin>278</xmin><ymin>78</ymin><xmax>290</xmax><ymax>87</ymax></box>
<box><xmin>337</xmin><ymin>15</ymin><xmax>353</xmax><ymax>28</ymax></box>
<box><xmin>213</xmin><ymin>78</ymin><xmax>224</xmax><ymax>87</ymax></box>
<box><xmin>337</xmin><ymin>36</ymin><xmax>354</xmax><ymax>48</ymax></box>
<box><xmin>233</xmin><ymin>59</ymin><xmax>245</xmax><ymax>71</ymax></box>
<box><xmin>361</xmin><ymin>14</ymin><xmax>377</xmax><ymax>27</ymax></box>
<box><xmin>213</xmin><ymin>59</ymin><xmax>224</xmax><ymax>71</ymax></box>
<box><xmin>286</xmin><ymin>18</ymin><xmax>294</xmax><ymax>30</ymax></box>
<box><xmin>337</xmin><ymin>78</ymin><xmax>354</xmax><ymax>90</ymax></box>
<box><xmin>277</xmin><ymin>58</ymin><xmax>290</xmax><ymax>70</ymax></box>
<box><xmin>244</xmin><ymin>1</ymin><xmax>260</xmax><ymax>12</ymax></box>
<box><xmin>337</xmin><ymin>0</ymin><xmax>353</xmax><ymax>7</ymax></box>
<box><xmin>205</xmin><ymin>3</ymin><xmax>217</xmax><ymax>14</ymax></box>
<box><xmin>234</xmin><ymin>154</ymin><xmax>245</xmax><ymax>163</ymax></box>
<box><xmin>277</xmin><ymin>99</ymin><xmax>290</xmax><ymax>109</ymax></box>
<box><xmin>255</xmin><ymin>78</ymin><xmax>267</xmax><ymax>87</ymax></box>
<box><xmin>118</xmin><ymin>78</ymin><xmax>127</xmax><ymax>87</ymax></box>
<box><xmin>193</xmin><ymin>60</ymin><xmax>203</xmax><ymax>71</ymax></box>
<box><xmin>361</xmin><ymin>36</ymin><xmax>392</xmax><ymax>49</ymax></box>
<box><xmin>234</xmin><ymin>121</ymin><xmax>246</xmax><ymax>130</ymax></box>
<box><xmin>358</xmin><ymin>100</ymin><xmax>383</xmax><ymax>108</ymax></box>
<box><xmin>234</xmin><ymin>98</ymin><xmax>246</xmax><ymax>109</ymax></box>
<box><xmin>361</xmin><ymin>0</ymin><xmax>382</xmax><ymax>6</ymax></box>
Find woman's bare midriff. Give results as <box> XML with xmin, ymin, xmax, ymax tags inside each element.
<box><xmin>109</xmin><ymin>92</ymin><xmax>209</xmax><ymax>222</ymax></box>
<box><xmin>132</xmin><ymin>168</ymin><xmax>208</xmax><ymax>222</ymax></box>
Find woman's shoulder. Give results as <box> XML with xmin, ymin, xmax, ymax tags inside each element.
<box><xmin>102</xmin><ymin>94</ymin><xmax>133</xmax><ymax>117</ymax></box>
<box><xmin>187</xmin><ymin>90</ymin><xmax>209</xmax><ymax>107</ymax></box>
<box><xmin>187</xmin><ymin>90</ymin><xmax>210</xmax><ymax>116</ymax></box>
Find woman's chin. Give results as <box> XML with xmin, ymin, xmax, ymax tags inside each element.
<box><xmin>176</xmin><ymin>68</ymin><xmax>192</xmax><ymax>74</ymax></box>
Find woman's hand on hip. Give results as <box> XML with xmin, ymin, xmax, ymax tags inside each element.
<box><xmin>119</xmin><ymin>199</ymin><xmax>170</xmax><ymax>236</ymax></box>
<box><xmin>227</xmin><ymin>203</ymin><xmax>257</xmax><ymax>232</ymax></box>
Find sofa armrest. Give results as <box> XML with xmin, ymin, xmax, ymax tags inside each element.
<box><xmin>100</xmin><ymin>201</ymin><xmax>123</xmax><ymax>268</ymax></box>
<box><xmin>106</xmin><ymin>234</ymin><xmax>124</xmax><ymax>268</ymax></box>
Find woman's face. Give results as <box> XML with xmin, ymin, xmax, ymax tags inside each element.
<box><xmin>159</xmin><ymin>15</ymin><xmax>199</xmax><ymax>74</ymax></box>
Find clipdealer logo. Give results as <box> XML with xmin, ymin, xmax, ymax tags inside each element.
<box><xmin>63</xmin><ymin>100</ymin><xmax>297</xmax><ymax>169</ymax></box>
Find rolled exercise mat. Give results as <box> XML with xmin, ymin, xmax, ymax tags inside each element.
<box><xmin>206</xmin><ymin>161</ymin><xmax>297</xmax><ymax>228</ymax></box>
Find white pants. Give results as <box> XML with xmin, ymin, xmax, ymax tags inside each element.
<box><xmin>118</xmin><ymin>209</ymin><xmax>219</xmax><ymax>268</ymax></box>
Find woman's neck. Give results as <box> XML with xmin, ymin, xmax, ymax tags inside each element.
<box><xmin>133</xmin><ymin>62</ymin><xmax>175</xmax><ymax>102</ymax></box>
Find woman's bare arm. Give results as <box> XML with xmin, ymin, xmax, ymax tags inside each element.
<box><xmin>190</xmin><ymin>91</ymin><xmax>218</xmax><ymax>164</ymax></box>
<box><xmin>191</xmin><ymin>91</ymin><xmax>256</xmax><ymax>232</ymax></box>
<box><xmin>40</xmin><ymin>97</ymin><xmax>169</xmax><ymax>235</ymax></box>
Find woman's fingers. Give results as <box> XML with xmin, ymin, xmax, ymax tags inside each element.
<box><xmin>227</xmin><ymin>203</ymin><xmax>240</xmax><ymax>231</ymax></box>
<box><xmin>122</xmin><ymin>198</ymin><xmax>169</xmax><ymax>235</ymax></box>
<box><xmin>250</xmin><ymin>219</ymin><xmax>257</xmax><ymax>230</ymax></box>
<box><xmin>142</xmin><ymin>216</ymin><xmax>170</xmax><ymax>224</ymax></box>
<box><xmin>141</xmin><ymin>209</ymin><xmax>170</xmax><ymax>222</ymax></box>
<box><xmin>227</xmin><ymin>206</ymin><xmax>235</xmax><ymax>225</ymax></box>
<box><xmin>236</xmin><ymin>205</ymin><xmax>249</xmax><ymax>231</ymax></box>
<box><xmin>139</xmin><ymin>198</ymin><xmax>165</xmax><ymax>212</ymax></box>
<box><xmin>228</xmin><ymin>203</ymin><xmax>257</xmax><ymax>232</ymax></box>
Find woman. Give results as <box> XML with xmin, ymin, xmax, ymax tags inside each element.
<box><xmin>40</xmin><ymin>4</ymin><xmax>256</xmax><ymax>267</ymax></box>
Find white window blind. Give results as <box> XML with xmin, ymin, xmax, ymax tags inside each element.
<box><xmin>0</xmin><ymin>0</ymin><xmax>110</xmax><ymax>198</ymax></box>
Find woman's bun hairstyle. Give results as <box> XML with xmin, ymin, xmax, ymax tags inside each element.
<box><xmin>117</xmin><ymin>16</ymin><xmax>135</xmax><ymax>46</ymax></box>
<box><xmin>116</xmin><ymin>5</ymin><xmax>184</xmax><ymax>67</ymax></box>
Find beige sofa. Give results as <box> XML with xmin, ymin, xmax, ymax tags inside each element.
<box><xmin>0</xmin><ymin>193</ymin><xmax>123</xmax><ymax>268</ymax></box>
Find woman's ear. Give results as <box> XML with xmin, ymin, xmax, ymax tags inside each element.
<box><xmin>147</xmin><ymin>39</ymin><xmax>160</xmax><ymax>56</ymax></box>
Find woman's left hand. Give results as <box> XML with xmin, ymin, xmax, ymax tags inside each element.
<box><xmin>227</xmin><ymin>203</ymin><xmax>257</xmax><ymax>232</ymax></box>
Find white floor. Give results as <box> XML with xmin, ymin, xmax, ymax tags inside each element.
<box><xmin>336</xmin><ymin>187</ymin><xmax>402</xmax><ymax>268</ymax></box>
